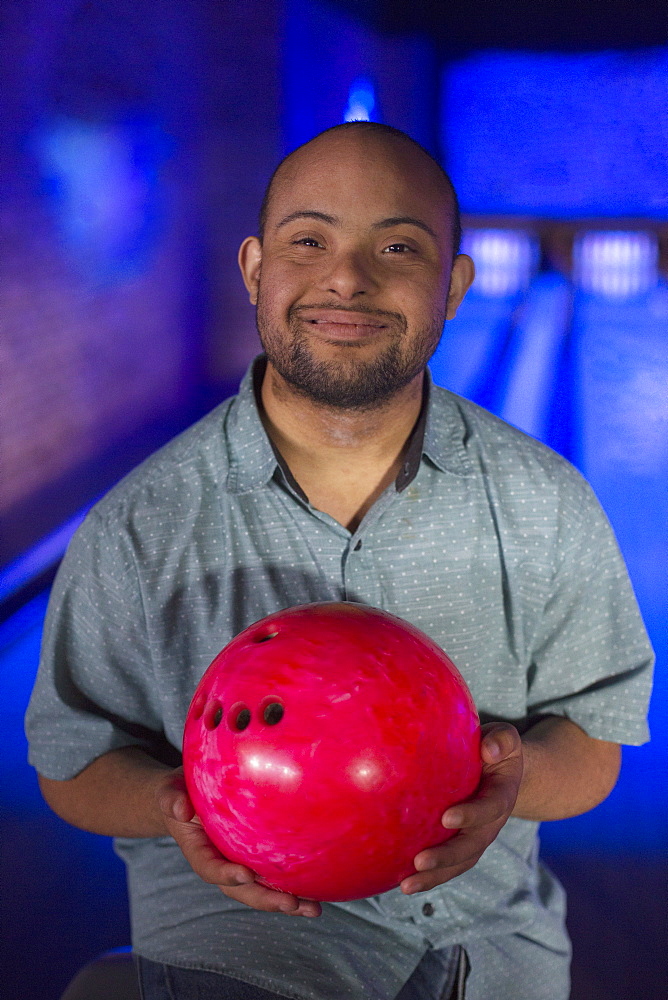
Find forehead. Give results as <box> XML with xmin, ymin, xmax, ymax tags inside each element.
<box><xmin>267</xmin><ymin>133</ymin><xmax>453</xmax><ymax>241</ymax></box>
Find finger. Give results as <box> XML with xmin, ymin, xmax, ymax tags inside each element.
<box><xmin>442</xmin><ymin>738</ymin><xmax>524</xmax><ymax>831</ymax></box>
<box><xmin>479</xmin><ymin>722</ymin><xmax>522</xmax><ymax>765</ymax></box>
<box><xmin>156</xmin><ymin>770</ymin><xmax>252</xmax><ymax>884</ymax></box>
<box><xmin>165</xmin><ymin>814</ymin><xmax>257</xmax><ymax>887</ymax></box>
<box><xmin>224</xmin><ymin>882</ymin><xmax>322</xmax><ymax>918</ymax></box>
<box><xmin>415</xmin><ymin>824</ymin><xmax>498</xmax><ymax>875</ymax></box>
<box><xmin>401</xmin><ymin>858</ymin><xmax>474</xmax><ymax>895</ymax></box>
<box><xmin>166</xmin><ymin>815</ymin><xmax>321</xmax><ymax>915</ymax></box>
<box><xmin>442</xmin><ymin>767</ymin><xmax>521</xmax><ymax>830</ymax></box>
<box><xmin>156</xmin><ymin>768</ymin><xmax>196</xmax><ymax>824</ymax></box>
<box><xmin>157</xmin><ymin>771</ymin><xmax>322</xmax><ymax>916</ymax></box>
<box><xmin>406</xmin><ymin>824</ymin><xmax>503</xmax><ymax>894</ymax></box>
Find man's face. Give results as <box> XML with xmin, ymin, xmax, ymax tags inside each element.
<box><xmin>240</xmin><ymin>132</ymin><xmax>472</xmax><ymax>410</ymax></box>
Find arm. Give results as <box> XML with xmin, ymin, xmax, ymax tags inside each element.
<box><xmin>401</xmin><ymin>716</ymin><xmax>620</xmax><ymax>895</ymax></box>
<box><xmin>38</xmin><ymin>746</ymin><xmax>171</xmax><ymax>838</ymax></box>
<box><xmin>37</xmin><ymin>746</ymin><xmax>322</xmax><ymax>918</ymax></box>
<box><xmin>513</xmin><ymin>715</ymin><xmax>620</xmax><ymax>820</ymax></box>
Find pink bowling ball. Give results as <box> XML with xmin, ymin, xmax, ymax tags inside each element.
<box><xmin>183</xmin><ymin>602</ymin><xmax>481</xmax><ymax>902</ymax></box>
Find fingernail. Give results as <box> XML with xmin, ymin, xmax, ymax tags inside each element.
<box><xmin>234</xmin><ymin>873</ymin><xmax>255</xmax><ymax>885</ymax></box>
<box><xmin>442</xmin><ymin>808</ymin><xmax>463</xmax><ymax>828</ymax></box>
<box><xmin>486</xmin><ymin>739</ymin><xmax>502</xmax><ymax>760</ymax></box>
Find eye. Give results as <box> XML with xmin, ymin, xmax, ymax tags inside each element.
<box><xmin>292</xmin><ymin>237</ymin><xmax>322</xmax><ymax>248</ymax></box>
<box><xmin>383</xmin><ymin>242</ymin><xmax>413</xmax><ymax>254</ymax></box>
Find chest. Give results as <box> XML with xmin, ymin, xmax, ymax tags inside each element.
<box><xmin>142</xmin><ymin>468</ymin><xmax>558</xmax><ymax>742</ymax></box>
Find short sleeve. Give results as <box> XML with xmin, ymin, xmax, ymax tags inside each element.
<box><xmin>25</xmin><ymin>508</ymin><xmax>170</xmax><ymax>780</ymax></box>
<box><xmin>526</xmin><ymin>482</ymin><xmax>654</xmax><ymax>744</ymax></box>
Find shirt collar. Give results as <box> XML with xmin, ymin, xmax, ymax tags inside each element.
<box><xmin>225</xmin><ymin>356</ymin><xmax>471</xmax><ymax>497</ymax></box>
<box><xmin>394</xmin><ymin>377</ymin><xmax>429</xmax><ymax>491</ymax></box>
<box><xmin>225</xmin><ymin>357</ymin><xmax>280</xmax><ymax>495</ymax></box>
<box><xmin>421</xmin><ymin>367</ymin><xmax>473</xmax><ymax>479</ymax></box>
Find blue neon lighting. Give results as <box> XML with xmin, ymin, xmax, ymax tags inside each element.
<box><xmin>461</xmin><ymin>229</ymin><xmax>539</xmax><ymax>297</ymax></box>
<box><xmin>32</xmin><ymin>114</ymin><xmax>169</xmax><ymax>282</ymax></box>
<box><xmin>443</xmin><ymin>49</ymin><xmax>668</xmax><ymax>218</ymax></box>
<box><xmin>343</xmin><ymin>77</ymin><xmax>377</xmax><ymax>122</ymax></box>
<box><xmin>0</xmin><ymin>503</ymin><xmax>96</xmax><ymax>603</ymax></box>
<box><xmin>574</xmin><ymin>232</ymin><xmax>659</xmax><ymax>298</ymax></box>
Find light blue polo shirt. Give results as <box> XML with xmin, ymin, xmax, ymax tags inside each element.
<box><xmin>26</xmin><ymin>357</ymin><xmax>653</xmax><ymax>1000</ymax></box>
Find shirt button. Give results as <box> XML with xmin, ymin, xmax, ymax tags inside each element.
<box><xmin>422</xmin><ymin>902</ymin><xmax>434</xmax><ymax>917</ymax></box>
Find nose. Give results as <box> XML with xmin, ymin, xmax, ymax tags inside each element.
<box><xmin>316</xmin><ymin>249</ymin><xmax>379</xmax><ymax>300</ymax></box>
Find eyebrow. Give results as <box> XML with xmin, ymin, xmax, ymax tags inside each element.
<box><xmin>275</xmin><ymin>210</ymin><xmax>337</xmax><ymax>229</ymax></box>
<box><xmin>372</xmin><ymin>216</ymin><xmax>439</xmax><ymax>242</ymax></box>
<box><xmin>275</xmin><ymin>210</ymin><xmax>438</xmax><ymax>242</ymax></box>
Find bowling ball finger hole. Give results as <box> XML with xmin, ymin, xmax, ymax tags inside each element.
<box><xmin>203</xmin><ymin>700</ymin><xmax>223</xmax><ymax>730</ymax></box>
<box><xmin>263</xmin><ymin>702</ymin><xmax>284</xmax><ymax>726</ymax></box>
<box><xmin>229</xmin><ymin>705</ymin><xmax>252</xmax><ymax>731</ymax></box>
<box><xmin>255</xmin><ymin>631</ymin><xmax>279</xmax><ymax>642</ymax></box>
<box><xmin>191</xmin><ymin>692</ymin><xmax>207</xmax><ymax>720</ymax></box>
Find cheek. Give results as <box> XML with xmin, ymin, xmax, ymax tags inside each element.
<box><xmin>400</xmin><ymin>279</ymin><xmax>448</xmax><ymax>330</ymax></box>
<box><xmin>258</xmin><ymin>264</ymin><xmax>309</xmax><ymax>312</ymax></box>
<box><xmin>257</xmin><ymin>275</ymin><xmax>287</xmax><ymax>321</ymax></box>
<box><xmin>394</xmin><ymin>262</ymin><xmax>448</xmax><ymax>300</ymax></box>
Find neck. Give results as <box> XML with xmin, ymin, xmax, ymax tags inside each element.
<box><xmin>258</xmin><ymin>362</ymin><xmax>425</xmax><ymax>531</ymax></box>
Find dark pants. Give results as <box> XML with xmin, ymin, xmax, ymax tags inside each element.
<box><xmin>137</xmin><ymin>948</ymin><xmax>469</xmax><ymax>1000</ymax></box>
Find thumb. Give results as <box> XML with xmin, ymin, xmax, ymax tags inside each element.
<box><xmin>156</xmin><ymin>767</ymin><xmax>196</xmax><ymax>824</ymax></box>
<box><xmin>479</xmin><ymin>722</ymin><xmax>522</xmax><ymax>766</ymax></box>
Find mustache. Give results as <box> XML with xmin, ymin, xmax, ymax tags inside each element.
<box><xmin>291</xmin><ymin>303</ymin><xmax>405</xmax><ymax>324</ymax></box>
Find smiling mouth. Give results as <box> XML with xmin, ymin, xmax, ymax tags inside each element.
<box><xmin>309</xmin><ymin>319</ymin><xmax>385</xmax><ymax>328</ymax></box>
<box><xmin>307</xmin><ymin>315</ymin><xmax>385</xmax><ymax>327</ymax></box>
<box><xmin>297</xmin><ymin>310</ymin><xmax>389</xmax><ymax>338</ymax></box>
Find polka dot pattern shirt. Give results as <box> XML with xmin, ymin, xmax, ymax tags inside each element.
<box><xmin>26</xmin><ymin>357</ymin><xmax>653</xmax><ymax>1000</ymax></box>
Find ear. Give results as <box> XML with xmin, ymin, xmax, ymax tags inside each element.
<box><xmin>238</xmin><ymin>236</ymin><xmax>262</xmax><ymax>305</ymax></box>
<box><xmin>445</xmin><ymin>254</ymin><xmax>475</xmax><ymax>320</ymax></box>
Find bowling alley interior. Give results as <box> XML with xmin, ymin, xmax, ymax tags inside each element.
<box><xmin>1</xmin><ymin>3</ymin><xmax>666</xmax><ymax>998</ymax></box>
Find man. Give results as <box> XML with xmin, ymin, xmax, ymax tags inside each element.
<box><xmin>26</xmin><ymin>123</ymin><xmax>653</xmax><ymax>1000</ymax></box>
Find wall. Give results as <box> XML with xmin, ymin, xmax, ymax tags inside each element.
<box><xmin>0</xmin><ymin>0</ymin><xmax>282</xmax><ymax>561</ymax></box>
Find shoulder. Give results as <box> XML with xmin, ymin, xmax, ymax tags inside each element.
<box><xmin>430</xmin><ymin>384</ymin><xmax>595</xmax><ymax>517</ymax></box>
<box><xmin>92</xmin><ymin>398</ymin><xmax>235</xmax><ymax>526</ymax></box>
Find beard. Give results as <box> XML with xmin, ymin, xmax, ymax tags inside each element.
<box><xmin>256</xmin><ymin>295</ymin><xmax>445</xmax><ymax>411</ymax></box>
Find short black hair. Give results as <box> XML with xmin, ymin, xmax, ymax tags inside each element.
<box><xmin>258</xmin><ymin>121</ymin><xmax>462</xmax><ymax>257</ymax></box>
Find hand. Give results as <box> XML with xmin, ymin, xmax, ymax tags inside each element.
<box><xmin>400</xmin><ymin>722</ymin><xmax>523</xmax><ymax>895</ymax></box>
<box><xmin>155</xmin><ymin>767</ymin><xmax>322</xmax><ymax>918</ymax></box>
